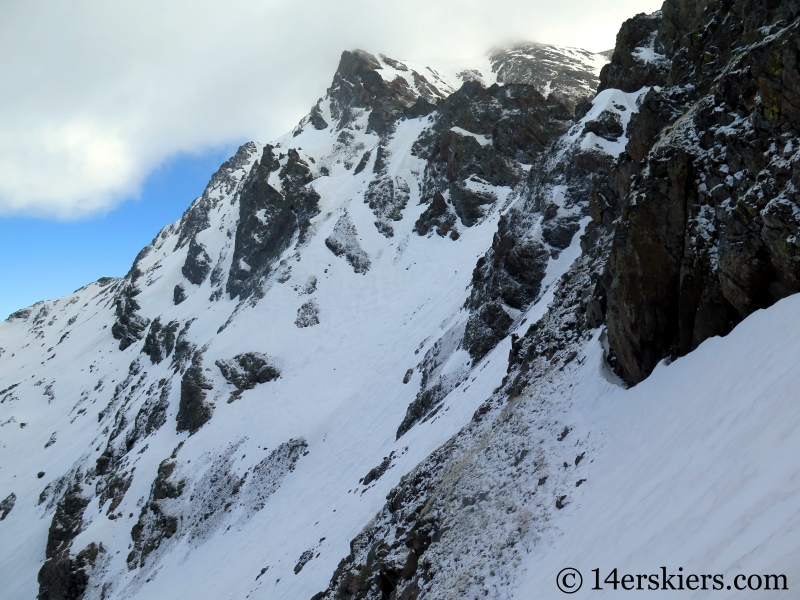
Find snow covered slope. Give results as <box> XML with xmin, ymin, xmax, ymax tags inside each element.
<box><xmin>517</xmin><ymin>293</ymin><xmax>800</xmax><ymax>599</ymax></box>
<box><xmin>3</xmin><ymin>2</ymin><xmax>800</xmax><ymax>598</ymax></box>
<box><xmin>0</xmin><ymin>44</ymin><xmax>608</xmax><ymax>600</ymax></box>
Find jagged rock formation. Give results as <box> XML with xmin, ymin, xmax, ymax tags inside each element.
<box><xmin>490</xmin><ymin>43</ymin><xmax>608</xmax><ymax>109</ymax></box>
<box><xmin>596</xmin><ymin>1</ymin><xmax>800</xmax><ymax>383</ymax></box>
<box><xmin>227</xmin><ymin>146</ymin><xmax>321</xmax><ymax>300</ymax></box>
<box><xmin>216</xmin><ymin>352</ymin><xmax>280</xmax><ymax>402</ymax></box>
<box><xmin>3</xmin><ymin>5</ymin><xmax>800</xmax><ymax>600</ymax></box>
<box><xmin>325</xmin><ymin>213</ymin><xmax>371</xmax><ymax>273</ymax></box>
<box><xmin>176</xmin><ymin>352</ymin><xmax>213</xmax><ymax>434</ymax></box>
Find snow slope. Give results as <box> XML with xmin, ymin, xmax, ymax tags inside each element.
<box><xmin>515</xmin><ymin>293</ymin><xmax>800</xmax><ymax>598</ymax></box>
<box><xmin>0</xmin><ymin>44</ymin><xmax>607</xmax><ymax>600</ymax></box>
<box><xmin>4</xmin><ymin>17</ymin><xmax>798</xmax><ymax>600</ymax></box>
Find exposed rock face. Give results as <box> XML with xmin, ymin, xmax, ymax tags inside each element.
<box><xmin>599</xmin><ymin>1</ymin><xmax>800</xmax><ymax>383</ymax></box>
<box><xmin>37</xmin><ymin>482</ymin><xmax>94</xmax><ymax>600</ymax></box>
<box><xmin>325</xmin><ymin>213</ymin><xmax>371</xmax><ymax>273</ymax></box>
<box><xmin>182</xmin><ymin>239</ymin><xmax>212</xmax><ymax>285</ymax></box>
<box><xmin>121</xmin><ymin>378</ymin><xmax>172</xmax><ymax>454</ymax></box>
<box><xmin>0</xmin><ymin>492</ymin><xmax>15</xmax><ymax>520</ymax></box>
<box><xmin>111</xmin><ymin>275</ymin><xmax>149</xmax><ymax>351</ymax></box>
<box><xmin>173</xmin><ymin>284</ymin><xmax>186</xmax><ymax>305</ymax></box>
<box><xmin>141</xmin><ymin>318</ymin><xmax>180</xmax><ymax>365</ymax></box>
<box><xmin>128</xmin><ymin>438</ymin><xmax>307</xmax><ymax>571</ymax></box>
<box><xmin>599</xmin><ymin>11</ymin><xmax>667</xmax><ymax>93</ymax></box>
<box><xmin>174</xmin><ymin>142</ymin><xmax>259</xmax><ymax>251</ymax></box>
<box><xmin>468</xmin><ymin>220</ymin><xmax>550</xmax><ymax>311</ymax></box>
<box><xmin>327</xmin><ymin>50</ymin><xmax>437</xmax><ymax>136</ymax></box>
<box><xmin>490</xmin><ymin>43</ymin><xmax>606</xmax><ymax>109</ymax></box>
<box><xmin>462</xmin><ymin>301</ymin><xmax>515</xmax><ymax>362</ymax></box>
<box><xmin>413</xmin><ymin>191</ymin><xmax>453</xmax><ymax>237</ymax></box>
<box><xmin>128</xmin><ymin>457</ymin><xmax>185</xmax><ymax>569</ymax></box>
<box><xmin>415</xmin><ymin>81</ymin><xmax>573</xmax><ymax>178</ymax></box>
<box><xmin>175</xmin><ymin>352</ymin><xmax>213</xmax><ymax>434</ymax></box>
<box><xmin>6</xmin><ymin>3</ymin><xmax>800</xmax><ymax>597</ymax></box>
<box><xmin>227</xmin><ymin>146</ymin><xmax>321</xmax><ymax>300</ymax></box>
<box><xmin>364</xmin><ymin>174</ymin><xmax>411</xmax><ymax>237</ymax></box>
<box><xmin>582</xmin><ymin>110</ymin><xmax>624</xmax><ymax>141</ymax></box>
<box><xmin>295</xmin><ymin>300</ymin><xmax>321</xmax><ymax>328</ymax></box>
<box><xmin>216</xmin><ymin>352</ymin><xmax>280</xmax><ymax>402</ymax></box>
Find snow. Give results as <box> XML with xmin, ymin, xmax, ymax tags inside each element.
<box><xmin>567</xmin><ymin>87</ymin><xmax>650</xmax><ymax>157</ymax></box>
<box><xmin>514</xmin><ymin>293</ymin><xmax>800</xmax><ymax>599</ymax></box>
<box><xmin>2</xmin><ymin>38</ymin><xmax>797</xmax><ymax>600</ymax></box>
<box><xmin>0</xmin><ymin>83</ymin><xmax>532</xmax><ymax>599</ymax></box>
<box><xmin>450</xmin><ymin>126</ymin><xmax>492</xmax><ymax>146</ymax></box>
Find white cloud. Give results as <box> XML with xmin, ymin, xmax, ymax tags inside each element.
<box><xmin>0</xmin><ymin>0</ymin><xmax>661</xmax><ymax>218</ymax></box>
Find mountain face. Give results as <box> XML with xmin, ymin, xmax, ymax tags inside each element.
<box><xmin>2</xmin><ymin>2</ymin><xmax>800</xmax><ymax>599</ymax></box>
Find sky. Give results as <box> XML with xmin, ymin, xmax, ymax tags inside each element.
<box><xmin>0</xmin><ymin>0</ymin><xmax>662</xmax><ymax>319</ymax></box>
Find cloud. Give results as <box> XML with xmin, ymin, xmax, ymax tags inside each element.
<box><xmin>0</xmin><ymin>0</ymin><xmax>661</xmax><ymax>219</ymax></box>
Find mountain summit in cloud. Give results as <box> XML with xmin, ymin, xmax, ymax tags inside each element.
<box><xmin>3</xmin><ymin>2</ymin><xmax>800</xmax><ymax>598</ymax></box>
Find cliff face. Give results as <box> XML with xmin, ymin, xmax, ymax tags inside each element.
<box><xmin>310</xmin><ymin>3</ymin><xmax>800</xmax><ymax>599</ymax></box>
<box><xmin>596</xmin><ymin>0</ymin><xmax>800</xmax><ymax>383</ymax></box>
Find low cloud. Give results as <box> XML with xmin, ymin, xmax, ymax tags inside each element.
<box><xmin>0</xmin><ymin>0</ymin><xmax>660</xmax><ymax>218</ymax></box>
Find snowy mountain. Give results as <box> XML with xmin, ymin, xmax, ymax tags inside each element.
<box><xmin>2</xmin><ymin>1</ymin><xmax>800</xmax><ymax>599</ymax></box>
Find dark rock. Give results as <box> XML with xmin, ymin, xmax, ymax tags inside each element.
<box><xmin>37</xmin><ymin>483</ymin><xmax>92</xmax><ymax>600</ymax></box>
<box><xmin>175</xmin><ymin>352</ymin><xmax>213</xmax><ymax>435</ymax></box>
<box><xmin>462</xmin><ymin>301</ymin><xmax>514</xmax><ymax>362</ymax></box>
<box><xmin>353</xmin><ymin>150</ymin><xmax>371</xmax><ymax>175</ymax></box>
<box><xmin>125</xmin><ymin>378</ymin><xmax>172</xmax><ymax>450</ymax></box>
<box><xmin>181</xmin><ymin>239</ymin><xmax>212</xmax><ymax>285</ymax></box>
<box><xmin>362</xmin><ymin>455</ymin><xmax>392</xmax><ymax>486</ymax></box>
<box><xmin>128</xmin><ymin>460</ymin><xmax>183</xmax><ymax>568</ymax></box>
<box><xmin>226</xmin><ymin>145</ymin><xmax>321</xmax><ymax>300</ymax></box>
<box><xmin>111</xmin><ymin>280</ymin><xmax>149</xmax><ymax>351</ymax></box>
<box><xmin>542</xmin><ymin>216</ymin><xmax>582</xmax><ymax>250</ymax></box>
<box><xmin>373</xmin><ymin>146</ymin><xmax>389</xmax><ymax>174</ymax></box>
<box><xmin>174</xmin><ymin>142</ymin><xmax>258</xmax><ymax>250</ymax></box>
<box><xmin>309</xmin><ymin>101</ymin><xmax>329</xmax><ymax>130</ymax></box>
<box><xmin>599</xmin><ymin>10</ymin><xmax>667</xmax><ymax>93</ymax></box>
<box><xmin>600</xmin><ymin>2</ymin><xmax>800</xmax><ymax>384</ymax></box>
<box><xmin>294</xmin><ymin>549</ymin><xmax>315</xmax><ymax>574</ymax></box>
<box><xmin>141</xmin><ymin>318</ymin><xmax>180</xmax><ymax>365</ymax></box>
<box><xmin>468</xmin><ymin>224</ymin><xmax>550</xmax><ymax>310</ymax></box>
<box><xmin>327</xmin><ymin>50</ymin><xmax>435</xmax><ymax>136</ymax></box>
<box><xmin>216</xmin><ymin>352</ymin><xmax>280</xmax><ymax>401</ymax></box>
<box><xmin>151</xmin><ymin>459</ymin><xmax>186</xmax><ymax>501</ymax></box>
<box><xmin>365</xmin><ymin>176</ymin><xmax>410</xmax><ymax>225</ymax></box>
<box><xmin>574</xmin><ymin>98</ymin><xmax>593</xmax><ymax>120</ymax></box>
<box><xmin>173</xmin><ymin>284</ymin><xmax>186</xmax><ymax>305</ymax></box>
<box><xmin>490</xmin><ymin>42</ymin><xmax>605</xmax><ymax>109</ymax></box>
<box><xmin>169</xmin><ymin>319</ymin><xmax>196</xmax><ymax>373</ymax></box>
<box><xmin>582</xmin><ymin>110</ymin><xmax>624</xmax><ymax>141</ymax></box>
<box><xmin>450</xmin><ymin>183</ymin><xmax>496</xmax><ymax>227</ymax></box>
<box><xmin>37</xmin><ymin>543</ymin><xmax>100</xmax><ymax>600</ymax></box>
<box><xmin>413</xmin><ymin>191</ymin><xmax>453</xmax><ymax>236</ymax></box>
<box><xmin>396</xmin><ymin>382</ymin><xmax>447</xmax><ymax>440</ymax></box>
<box><xmin>0</xmin><ymin>492</ymin><xmax>15</xmax><ymax>520</ymax></box>
<box><xmin>295</xmin><ymin>300</ymin><xmax>321</xmax><ymax>328</ymax></box>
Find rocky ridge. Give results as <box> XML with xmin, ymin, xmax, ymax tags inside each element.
<box><xmin>1</xmin><ymin>4</ymin><xmax>799</xmax><ymax>599</ymax></box>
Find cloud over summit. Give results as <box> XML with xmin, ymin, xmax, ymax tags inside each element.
<box><xmin>0</xmin><ymin>0</ymin><xmax>660</xmax><ymax>218</ymax></box>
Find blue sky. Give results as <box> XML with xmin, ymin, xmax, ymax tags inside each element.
<box><xmin>0</xmin><ymin>145</ymin><xmax>240</xmax><ymax>319</ymax></box>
